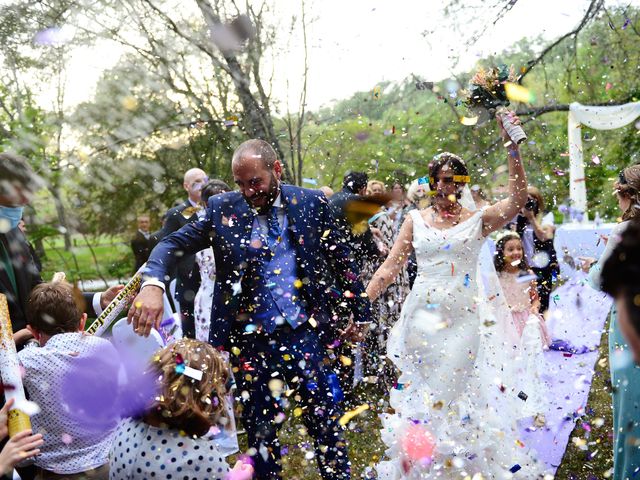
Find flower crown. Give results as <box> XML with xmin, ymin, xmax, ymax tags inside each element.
<box><xmin>495</xmin><ymin>230</ymin><xmax>520</xmax><ymax>243</ymax></box>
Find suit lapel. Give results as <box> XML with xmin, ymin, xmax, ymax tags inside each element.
<box><xmin>223</xmin><ymin>195</ymin><xmax>255</xmax><ymax>262</ymax></box>
<box><xmin>281</xmin><ymin>185</ymin><xmax>307</xmax><ymax>247</ymax></box>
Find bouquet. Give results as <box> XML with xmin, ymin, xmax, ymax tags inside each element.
<box><xmin>464</xmin><ymin>64</ymin><xmax>527</xmax><ymax>144</ymax></box>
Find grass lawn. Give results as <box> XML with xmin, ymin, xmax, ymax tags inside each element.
<box><xmin>234</xmin><ymin>330</ymin><xmax>614</xmax><ymax>479</ymax></box>
<box><xmin>554</xmin><ymin>320</ymin><xmax>614</xmax><ymax>479</ymax></box>
<box><xmin>40</xmin><ymin>235</ymin><xmax>133</xmax><ymax>285</ymax></box>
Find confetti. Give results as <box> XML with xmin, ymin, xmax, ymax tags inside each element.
<box><xmin>401</xmin><ymin>424</ymin><xmax>435</xmax><ymax>462</ymax></box>
<box><xmin>504</xmin><ymin>82</ymin><xmax>535</xmax><ymax>103</ymax></box>
<box><xmin>339</xmin><ymin>404</ymin><xmax>369</xmax><ymax>426</ymax></box>
<box><xmin>460</xmin><ymin>116</ymin><xmax>479</xmax><ymax>126</ymax></box>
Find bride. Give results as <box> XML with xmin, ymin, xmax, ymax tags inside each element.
<box><xmin>366</xmin><ymin>115</ymin><xmax>547</xmax><ymax>478</ymax></box>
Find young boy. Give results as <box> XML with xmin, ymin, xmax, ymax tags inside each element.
<box><xmin>19</xmin><ymin>281</ymin><xmax>118</xmax><ymax>479</ymax></box>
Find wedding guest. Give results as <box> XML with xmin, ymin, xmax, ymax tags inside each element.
<box><xmin>584</xmin><ymin>164</ymin><xmax>640</xmax><ymax>480</ymax></box>
<box><xmin>494</xmin><ymin>232</ymin><xmax>551</xmax><ymax>349</ymax></box>
<box><xmin>109</xmin><ymin>339</ymin><xmax>251</xmax><ymax>480</ymax></box>
<box><xmin>153</xmin><ymin>168</ymin><xmax>208</xmax><ymax>338</ymax></box>
<box><xmin>601</xmin><ymin>219</ymin><xmax>640</xmax><ymax>362</ymax></box>
<box><xmin>367</xmin><ymin>180</ymin><xmax>385</xmax><ymax>196</ymax></box>
<box><xmin>319</xmin><ymin>186</ymin><xmax>334</xmax><ymax>198</ymax></box>
<box><xmin>387</xmin><ymin>180</ymin><xmax>408</xmax><ymax>232</ymax></box>
<box><xmin>130</xmin><ymin>215</ymin><xmax>155</xmax><ymax>273</ymax></box>
<box><xmin>17</xmin><ymin>220</ymin><xmax>42</xmax><ymax>273</ymax></box>
<box><xmin>194</xmin><ymin>179</ymin><xmax>231</xmax><ymax>343</ymax></box>
<box><xmin>20</xmin><ymin>280</ymin><xmax>119</xmax><ymax>479</ymax></box>
<box><xmin>0</xmin><ymin>152</ymin><xmax>121</xmax><ymax>480</ymax></box>
<box><xmin>494</xmin><ymin>232</ymin><xmax>551</xmax><ymax>420</ymax></box>
<box><xmin>360</xmin><ymin>181</ymin><xmax>409</xmax><ymax>389</ymax></box>
<box><xmin>329</xmin><ymin>171</ymin><xmax>382</xmax><ymax>269</ymax></box>
<box><xmin>402</xmin><ymin>179</ymin><xmax>429</xmax><ymax>288</ymax></box>
<box><xmin>0</xmin><ymin>152</ymin><xmax>121</xmax><ymax>346</ymax></box>
<box><xmin>512</xmin><ymin>186</ymin><xmax>559</xmax><ymax>313</ymax></box>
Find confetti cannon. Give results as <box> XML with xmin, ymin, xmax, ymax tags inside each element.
<box><xmin>86</xmin><ymin>266</ymin><xmax>144</xmax><ymax>336</ymax></box>
<box><xmin>0</xmin><ymin>294</ymin><xmax>31</xmax><ymax>436</ymax></box>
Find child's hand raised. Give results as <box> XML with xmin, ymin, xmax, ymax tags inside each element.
<box><xmin>0</xmin><ymin>429</ymin><xmax>43</xmax><ymax>475</ymax></box>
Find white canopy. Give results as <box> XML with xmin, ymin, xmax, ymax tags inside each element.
<box><xmin>568</xmin><ymin>101</ymin><xmax>640</xmax><ymax>217</ymax></box>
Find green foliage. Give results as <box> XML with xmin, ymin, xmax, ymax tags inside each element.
<box><xmin>286</xmin><ymin>7</ymin><xmax>640</xmax><ymax>221</ymax></box>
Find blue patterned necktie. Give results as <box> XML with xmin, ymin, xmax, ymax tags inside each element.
<box><xmin>266</xmin><ymin>206</ymin><xmax>281</xmax><ymax>250</ymax></box>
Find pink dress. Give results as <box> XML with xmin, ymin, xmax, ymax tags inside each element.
<box><xmin>498</xmin><ymin>270</ymin><xmax>551</xmax><ymax>348</ymax></box>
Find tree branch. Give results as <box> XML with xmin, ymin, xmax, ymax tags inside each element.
<box><xmin>515</xmin><ymin>96</ymin><xmax>637</xmax><ymax>118</ymax></box>
<box><xmin>518</xmin><ymin>0</ymin><xmax>603</xmax><ymax>83</ymax></box>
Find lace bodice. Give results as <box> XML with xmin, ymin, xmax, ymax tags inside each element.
<box><xmin>409</xmin><ymin>209</ymin><xmax>485</xmax><ymax>288</ymax></box>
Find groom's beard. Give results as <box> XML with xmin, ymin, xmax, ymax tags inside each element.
<box><xmin>245</xmin><ymin>174</ymin><xmax>280</xmax><ymax>213</ymax></box>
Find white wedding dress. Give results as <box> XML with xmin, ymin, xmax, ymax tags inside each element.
<box><xmin>376</xmin><ymin>209</ymin><xmax>547</xmax><ymax>479</ymax></box>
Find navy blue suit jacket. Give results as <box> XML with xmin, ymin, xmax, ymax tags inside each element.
<box><xmin>145</xmin><ymin>184</ymin><xmax>371</xmax><ymax>347</ymax></box>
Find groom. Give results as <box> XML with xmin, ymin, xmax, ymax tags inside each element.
<box><xmin>129</xmin><ymin>139</ymin><xmax>371</xmax><ymax>479</ymax></box>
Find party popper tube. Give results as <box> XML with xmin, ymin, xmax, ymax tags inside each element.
<box><xmin>496</xmin><ymin>106</ymin><xmax>527</xmax><ymax>145</ymax></box>
<box><xmin>0</xmin><ymin>294</ymin><xmax>32</xmax><ymax>436</ymax></box>
<box><xmin>86</xmin><ymin>266</ymin><xmax>144</xmax><ymax>337</ymax></box>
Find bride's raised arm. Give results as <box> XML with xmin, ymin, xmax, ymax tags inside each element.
<box><xmin>366</xmin><ymin>215</ymin><xmax>414</xmax><ymax>302</ymax></box>
<box><xmin>482</xmin><ymin>113</ymin><xmax>528</xmax><ymax>236</ymax></box>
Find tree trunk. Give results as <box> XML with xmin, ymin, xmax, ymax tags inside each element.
<box><xmin>48</xmin><ymin>184</ymin><xmax>72</xmax><ymax>251</ymax></box>
<box><xmin>194</xmin><ymin>0</ymin><xmax>291</xmax><ymax>180</ymax></box>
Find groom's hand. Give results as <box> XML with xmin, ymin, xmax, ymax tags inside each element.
<box><xmin>342</xmin><ymin>322</ymin><xmax>369</xmax><ymax>343</ymax></box>
<box><xmin>127</xmin><ymin>286</ymin><xmax>164</xmax><ymax>337</ymax></box>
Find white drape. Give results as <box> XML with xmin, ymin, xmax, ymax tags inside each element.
<box><xmin>568</xmin><ymin>101</ymin><xmax>640</xmax><ymax>217</ymax></box>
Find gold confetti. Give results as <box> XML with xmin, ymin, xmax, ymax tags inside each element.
<box><xmin>339</xmin><ymin>356</ymin><xmax>352</xmax><ymax>366</ymax></box>
<box><xmin>339</xmin><ymin>404</ymin><xmax>369</xmax><ymax>426</ymax></box>
<box><xmin>504</xmin><ymin>82</ymin><xmax>536</xmax><ymax>103</ymax></box>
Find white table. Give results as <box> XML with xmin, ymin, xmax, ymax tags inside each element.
<box><xmin>554</xmin><ymin>222</ymin><xmax>616</xmax><ymax>281</ymax></box>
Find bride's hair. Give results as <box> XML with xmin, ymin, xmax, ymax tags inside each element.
<box><xmin>428</xmin><ymin>152</ymin><xmax>469</xmax><ymax>200</ymax></box>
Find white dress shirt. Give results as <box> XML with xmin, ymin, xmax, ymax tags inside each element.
<box><xmin>18</xmin><ymin>333</ymin><xmax>119</xmax><ymax>474</ymax></box>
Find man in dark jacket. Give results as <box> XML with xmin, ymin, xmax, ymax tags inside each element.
<box><xmin>329</xmin><ymin>171</ymin><xmax>382</xmax><ymax>269</ymax></box>
<box><xmin>0</xmin><ymin>152</ymin><xmax>121</xmax><ymax>340</ymax></box>
<box><xmin>129</xmin><ymin>140</ymin><xmax>370</xmax><ymax>480</ymax></box>
<box><xmin>0</xmin><ymin>152</ymin><xmax>121</xmax><ymax>480</ymax></box>
<box><xmin>130</xmin><ymin>214</ymin><xmax>155</xmax><ymax>272</ymax></box>
<box><xmin>152</xmin><ymin>168</ymin><xmax>207</xmax><ymax>338</ymax></box>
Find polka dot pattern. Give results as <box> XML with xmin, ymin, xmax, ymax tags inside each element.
<box><xmin>18</xmin><ymin>333</ymin><xmax>118</xmax><ymax>474</ymax></box>
<box><xmin>109</xmin><ymin>418</ymin><xmax>229</xmax><ymax>479</ymax></box>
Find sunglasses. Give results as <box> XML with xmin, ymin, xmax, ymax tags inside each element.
<box><xmin>419</xmin><ymin>175</ymin><xmax>471</xmax><ymax>185</ymax></box>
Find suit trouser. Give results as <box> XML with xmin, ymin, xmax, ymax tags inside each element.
<box><xmin>231</xmin><ymin>323</ymin><xmax>351</xmax><ymax>480</ymax></box>
<box><xmin>176</xmin><ymin>275</ymin><xmax>199</xmax><ymax>338</ymax></box>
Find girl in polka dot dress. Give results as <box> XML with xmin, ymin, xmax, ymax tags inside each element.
<box><xmin>109</xmin><ymin>339</ymin><xmax>252</xmax><ymax>480</ymax></box>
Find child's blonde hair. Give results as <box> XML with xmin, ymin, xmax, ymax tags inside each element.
<box><xmin>146</xmin><ymin>338</ymin><xmax>231</xmax><ymax>437</ymax></box>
